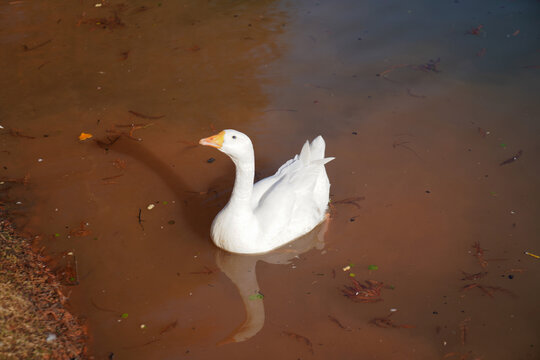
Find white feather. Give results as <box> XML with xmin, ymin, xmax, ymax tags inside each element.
<box><xmin>201</xmin><ymin>130</ymin><xmax>334</xmax><ymax>254</ymax></box>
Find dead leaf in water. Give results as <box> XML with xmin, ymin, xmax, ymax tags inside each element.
<box><xmin>78</xmin><ymin>132</ymin><xmax>93</xmax><ymax>141</ymax></box>
<box><xmin>69</xmin><ymin>222</ymin><xmax>92</xmax><ymax>237</ymax></box>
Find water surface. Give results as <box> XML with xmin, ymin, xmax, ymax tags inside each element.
<box><xmin>1</xmin><ymin>0</ymin><xmax>539</xmax><ymax>359</ymax></box>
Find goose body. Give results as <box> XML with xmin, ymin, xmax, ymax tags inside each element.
<box><xmin>199</xmin><ymin>130</ymin><xmax>334</xmax><ymax>254</ymax></box>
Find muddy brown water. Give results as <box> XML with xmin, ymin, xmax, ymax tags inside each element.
<box><xmin>1</xmin><ymin>0</ymin><xmax>539</xmax><ymax>359</ymax></box>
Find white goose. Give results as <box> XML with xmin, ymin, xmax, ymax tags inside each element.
<box><xmin>199</xmin><ymin>129</ymin><xmax>334</xmax><ymax>254</ymax></box>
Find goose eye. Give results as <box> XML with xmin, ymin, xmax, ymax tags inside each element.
<box><xmin>232</xmin><ymin>135</ymin><xmax>237</xmax><ymax>139</ymax></box>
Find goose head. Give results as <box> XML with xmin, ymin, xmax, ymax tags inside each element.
<box><xmin>199</xmin><ymin>129</ymin><xmax>253</xmax><ymax>163</ymax></box>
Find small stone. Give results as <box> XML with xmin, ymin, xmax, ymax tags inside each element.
<box><xmin>46</xmin><ymin>333</ymin><xmax>57</xmax><ymax>342</ymax></box>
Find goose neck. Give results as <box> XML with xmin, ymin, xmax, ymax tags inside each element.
<box><xmin>230</xmin><ymin>154</ymin><xmax>254</xmax><ymax>204</ymax></box>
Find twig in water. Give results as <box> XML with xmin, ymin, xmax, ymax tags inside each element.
<box><xmin>263</xmin><ymin>109</ymin><xmax>298</xmax><ymax>113</ymax></box>
<box><xmin>22</xmin><ymin>39</ymin><xmax>52</xmax><ymax>51</ymax></box>
<box><xmin>500</xmin><ymin>150</ymin><xmax>523</xmax><ymax>166</ymax></box>
<box><xmin>128</xmin><ymin>110</ymin><xmax>164</xmax><ymax>120</ymax></box>
<box><xmin>333</xmin><ymin>196</ymin><xmax>365</xmax><ymax>210</ymax></box>
<box><xmin>138</xmin><ymin>209</ymin><xmax>144</xmax><ymax>231</ymax></box>
<box><xmin>328</xmin><ymin>315</ymin><xmax>351</xmax><ymax>331</ymax></box>
<box><xmin>159</xmin><ymin>320</ymin><xmax>178</xmax><ymax>335</ymax></box>
<box><xmin>282</xmin><ymin>331</ymin><xmax>314</xmax><ymax>354</ymax></box>
<box><xmin>392</xmin><ymin>140</ymin><xmax>422</xmax><ymax>159</ymax></box>
<box><xmin>460</xmin><ymin>318</ymin><xmax>471</xmax><ymax>345</ymax></box>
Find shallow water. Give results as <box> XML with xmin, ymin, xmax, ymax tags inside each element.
<box><xmin>1</xmin><ymin>0</ymin><xmax>539</xmax><ymax>359</ymax></box>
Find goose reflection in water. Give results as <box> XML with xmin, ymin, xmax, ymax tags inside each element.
<box><xmin>215</xmin><ymin>216</ymin><xmax>329</xmax><ymax>344</ymax></box>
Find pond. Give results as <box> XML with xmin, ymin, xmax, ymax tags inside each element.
<box><xmin>1</xmin><ymin>0</ymin><xmax>539</xmax><ymax>359</ymax></box>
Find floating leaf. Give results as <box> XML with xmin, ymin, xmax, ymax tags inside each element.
<box><xmin>78</xmin><ymin>132</ymin><xmax>93</xmax><ymax>141</ymax></box>
<box><xmin>368</xmin><ymin>265</ymin><xmax>379</xmax><ymax>271</ymax></box>
<box><xmin>54</xmin><ymin>233</ymin><xmax>60</xmax><ymax>237</ymax></box>
<box><xmin>121</xmin><ymin>313</ymin><xmax>129</xmax><ymax>319</ymax></box>
<box><xmin>349</xmin><ymin>273</ymin><xmax>356</xmax><ymax>277</ymax></box>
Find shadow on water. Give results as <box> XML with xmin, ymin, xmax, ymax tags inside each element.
<box><xmin>93</xmin><ymin>136</ymin><xmax>232</xmax><ymax>241</ymax></box>
<box><xmin>216</xmin><ymin>218</ymin><xmax>328</xmax><ymax>344</ymax></box>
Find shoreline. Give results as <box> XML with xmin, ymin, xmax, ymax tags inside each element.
<box><xmin>0</xmin><ymin>217</ymin><xmax>87</xmax><ymax>359</ymax></box>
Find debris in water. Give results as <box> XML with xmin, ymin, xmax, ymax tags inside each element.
<box><xmin>57</xmin><ymin>251</ymin><xmax>79</xmax><ymax>286</ymax></box>
<box><xmin>0</xmin><ymin>174</ymin><xmax>30</xmax><ymax>185</ymax></box>
<box><xmin>443</xmin><ymin>351</ymin><xmax>480</xmax><ymax>359</ymax></box>
<box><xmin>119</xmin><ymin>50</ymin><xmax>130</xmax><ymax>61</ymax></box>
<box><xmin>368</xmin><ymin>265</ymin><xmax>378</xmax><ymax>271</ymax></box>
<box><xmin>282</xmin><ymin>331</ymin><xmax>314</xmax><ymax>354</ymax></box>
<box><xmin>333</xmin><ymin>196</ymin><xmax>365</xmax><ymax>209</ymax></box>
<box><xmin>466</xmin><ymin>24</ymin><xmax>484</xmax><ymax>36</ymax></box>
<box><xmin>461</xmin><ymin>283</ymin><xmax>516</xmax><ymax>298</ymax></box>
<box><xmin>77</xmin><ymin>13</ymin><xmax>125</xmax><ymax>30</ymax></box>
<box><xmin>499</xmin><ymin>150</ymin><xmax>523</xmax><ymax>166</ymax></box>
<box><xmin>328</xmin><ymin>315</ymin><xmax>351</xmax><ymax>331</ymax></box>
<box><xmin>524</xmin><ymin>251</ymin><xmax>539</xmax><ymax>259</ymax></box>
<box><xmin>22</xmin><ymin>39</ymin><xmax>52</xmax><ymax>52</ymax></box>
<box><xmin>7</xmin><ymin>128</ymin><xmax>35</xmax><ymax>139</ymax></box>
<box><xmin>159</xmin><ymin>320</ymin><xmax>178</xmax><ymax>335</ymax></box>
<box><xmin>460</xmin><ymin>271</ymin><xmax>487</xmax><ymax>281</ymax></box>
<box><xmin>91</xmin><ymin>298</ymin><xmax>120</xmax><ymax>314</ymax></box>
<box><xmin>78</xmin><ymin>132</ymin><xmax>93</xmax><ymax>141</ymax></box>
<box><xmin>132</xmin><ymin>5</ymin><xmax>151</xmax><ymax>14</ymax></box>
<box><xmin>417</xmin><ymin>58</ymin><xmax>441</xmax><ymax>73</ymax></box>
<box><xmin>147</xmin><ymin>204</ymin><xmax>155</xmax><ymax>210</ymax></box>
<box><xmin>69</xmin><ymin>222</ymin><xmax>92</xmax><ymax>237</ymax></box>
<box><xmin>107</xmin><ymin>122</ymin><xmax>154</xmax><ymax>141</ymax></box>
<box><xmin>471</xmin><ymin>241</ymin><xmax>488</xmax><ymax>268</ymax></box>
<box><xmin>128</xmin><ymin>110</ymin><xmax>165</xmax><ymax>120</ymax></box>
<box><xmin>138</xmin><ymin>208</ymin><xmax>145</xmax><ymax>230</ymax></box>
<box><xmin>94</xmin><ymin>135</ymin><xmax>121</xmax><ymax>149</ymax></box>
<box><xmin>459</xmin><ymin>318</ymin><xmax>471</xmax><ymax>345</ymax></box>
<box><xmin>392</xmin><ymin>140</ymin><xmax>422</xmax><ymax>159</ymax></box>
<box><xmin>477</xmin><ymin>127</ymin><xmax>490</xmax><ymax>137</ymax></box>
<box><xmin>369</xmin><ymin>312</ymin><xmax>414</xmax><ymax>329</ymax></box>
<box><xmin>101</xmin><ymin>174</ymin><xmax>124</xmax><ymax>184</ymax></box>
<box><xmin>190</xmin><ymin>266</ymin><xmax>214</xmax><ymax>275</ymax></box>
<box><xmin>112</xmin><ymin>159</ymin><xmax>127</xmax><ymax>169</ymax></box>
<box><xmin>342</xmin><ymin>279</ymin><xmax>385</xmax><ymax>303</ymax></box>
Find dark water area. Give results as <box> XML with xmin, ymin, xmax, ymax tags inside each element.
<box><xmin>1</xmin><ymin>0</ymin><xmax>539</xmax><ymax>359</ymax></box>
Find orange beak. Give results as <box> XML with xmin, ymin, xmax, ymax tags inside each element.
<box><xmin>199</xmin><ymin>130</ymin><xmax>225</xmax><ymax>149</ymax></box>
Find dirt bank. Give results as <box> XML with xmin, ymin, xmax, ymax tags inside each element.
<box><xmin>0</xmin><ymin>217</ymin><xmax>87</xmax><ymax>359</ymax></box>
